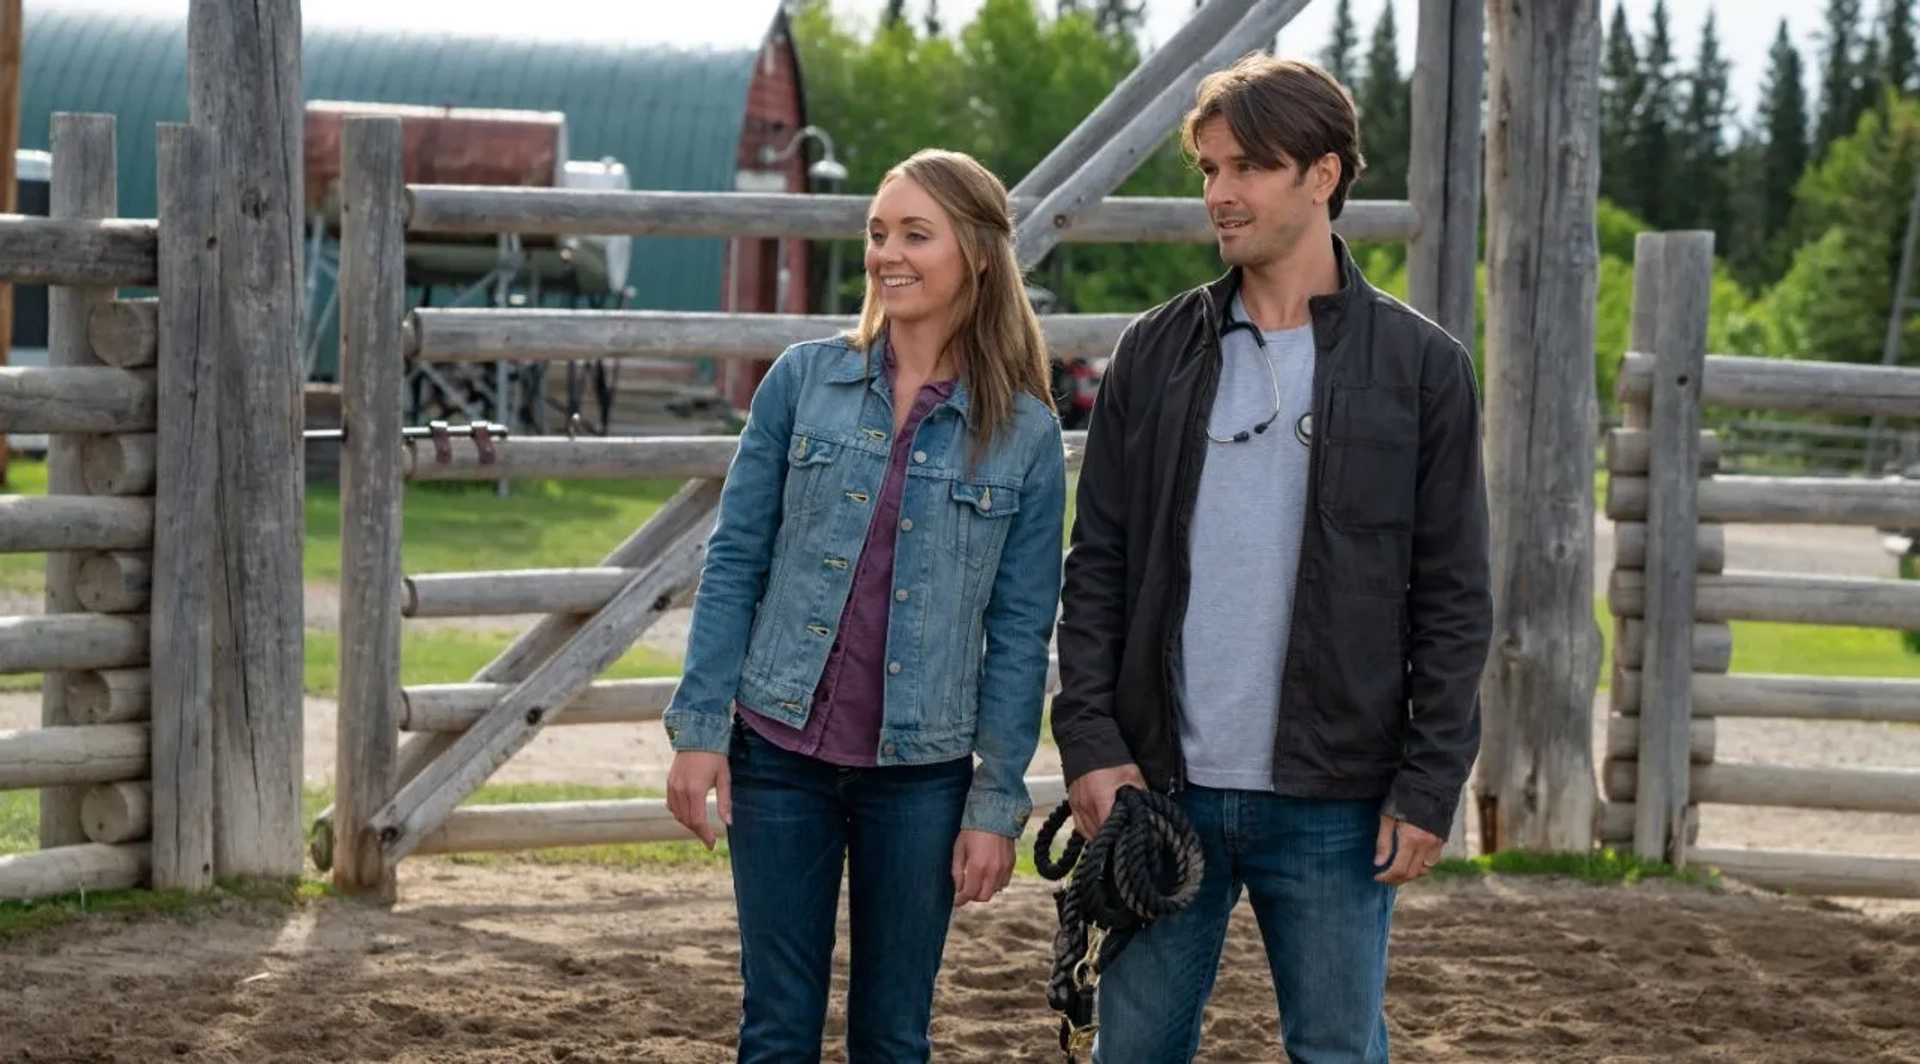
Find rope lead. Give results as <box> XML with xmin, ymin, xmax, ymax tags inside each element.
<box><xmin>1034</xmin><ymin>785</ymin><xmax>1206</xmax><ymax>1061</ymax></box>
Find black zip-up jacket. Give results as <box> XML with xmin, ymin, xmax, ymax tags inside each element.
<box><xmin>1050</xmin><ymin>235</ymin><xmax>1492</xmax><ymax>840</ymax></box>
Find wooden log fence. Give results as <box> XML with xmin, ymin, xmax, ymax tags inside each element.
<box><xmin>1603</xmin><ymin>231</ymin><xmax>1920</xmax><ymax>899</ymax></box>
<box><xmin>0</xmin><ymin>113</ymin><xmax>218</xmax><ymax>901</ymax></box>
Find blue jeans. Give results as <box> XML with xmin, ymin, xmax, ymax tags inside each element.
<box><xmin>725</xmin><ymin>719</ymin><xmax>972</xmax><ymax>1063</ymax></box>
<box><xmin>1091</xmin><ymin>787</ymin><xmax>1398</xmax><ymax>1064</ymax></box>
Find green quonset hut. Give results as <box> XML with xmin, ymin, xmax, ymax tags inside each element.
<box><xmin>23</xmin><ymin>0</ymin><xmax>816</xmax><ymax>405</ymax></box>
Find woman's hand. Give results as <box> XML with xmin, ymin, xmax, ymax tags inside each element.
<box><xmin>951</xmin><ymin>828</ymin><xmax>1016</xmax><ymax>906</ymax></box>
<box><xmin>666</xmin><ymin>751</ymin><xmax>732</xmax><ymax>850</ymax></box>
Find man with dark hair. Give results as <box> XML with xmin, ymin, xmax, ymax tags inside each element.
<box><xmin>1051</xmin><ymin>53</ymin><xmax>1492</xmax><ymax>1063</ymax></box>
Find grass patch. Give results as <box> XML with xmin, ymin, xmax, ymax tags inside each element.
<box><xmin>305</xmin><ymin>477</ymin><xmax>684</xmax><ymax>583</ymax></box>
<box><xmin>0</xmin><ymin>875</ymin><xmax>332</xmax><ymax>943</ymax></box>
<box><xmin>302</xmin><ymin>629</ymin><xmax>683</xmax><ymax>698</ymax></box>
<box><xmin>1429</xmin><ymin>847</ymin><xmax>1721</xmax><ymax>889</ymax></box>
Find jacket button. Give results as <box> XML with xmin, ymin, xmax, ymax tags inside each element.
<box><xmin>894</xmin><ymin>588</ymin><xmax>908</xmax><ymax>601</ymax></box>
<box><xmin>912</xmin><ymin>450</ymin><xmax>927</xmax><ymax>463</ymax></box>
<box><xmin>887</xmin><ymin>661</ymin><xmax>901</xmax><ymax>675</ymax></box>
<box><xmin>899</xmin><ymin>518</ymin><xmax>913</xmax><ymax>532</ymax></box>
<box><xmin>883</xmin><ymin>742</ymin><xmax>897</xmax><ymax>756</ymax></box>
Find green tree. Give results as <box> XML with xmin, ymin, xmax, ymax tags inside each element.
<box><xmin>1600</xmin><ymin>2</ymin><xmax>1643</xmax><ymax>211</ymax></box>
<box><xmin>1355</xmin><ymin>2</ymin><xmax>1408</xmax><ymax>200</ymax></box>
<box><xmin>1879</xmin><ymin>0</ymin><xmax>1918</xmax><ymax>95</ymax></box>
<box><xmin>1632</xmin><ymin>0</ymin><xmax>1679</xmax><ymax>227</ymax></box>
<box><xmin>1744</xmin><ymin>21</ymin><xmax>1811</xmax><ymax>285</ymax></box>
<box><xmin>1676</xmin><ymin>10</ymin><xmax>1732</xmax><ymax>235</ymax></box>
<box><xmin>1320</xmin><ymin>0</ymin><xmax>1358</xmax><ymax>86</ymax></box>
<box><xmin>1813</xmin><ymin>0</ymin><xmax>1865</xmax><ymax>160</ymax></box>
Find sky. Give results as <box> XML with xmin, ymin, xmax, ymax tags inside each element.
<box><xmin>827</xmin><ymin>0</ymin><xmax>1827</xmax><ymax>123</ymax></box>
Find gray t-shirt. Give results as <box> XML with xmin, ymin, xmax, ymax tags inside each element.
<box><xmin>1177</xmin><ymin>300</ymin><xmax>1315</xmax><ymax>791</ymax></box>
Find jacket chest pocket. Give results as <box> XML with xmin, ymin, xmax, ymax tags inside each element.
<box><xmin>1318</xmin><ymin>384</ymin><xmax>1418</xmax><ymax>533</ymax></box>
<box><xmin>948</xmin><ymin>479</ymin><xmax>1021</xmax><ymax>573</ymax></box>
<box><xmin>783</xmin><ymin>433</ymin><xmax>844</xmax><ymax>521</ymax></box>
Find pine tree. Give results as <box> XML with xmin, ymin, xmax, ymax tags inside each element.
<box><xmin>1094</xmin><ymin>0</ymin><xmax>1144</xmax><ymax>40</ymax></box>
<box><xmin>1320</xmin><ymin>0</ymin><xmax>1358</xmax><ymax>86</ymax></box>
<box><xmin>1814</xmin><ymin>0</ymin><xmax>1865</xmax><ymax>159</ymax></box>
<box><xmin>1726</xmin><ymin>129</ymin><xmax>1773</xmax><ymax>286</ymax></box>
<box><xmin>925</xmin><ymin>0</ymin><xmax>942</xmax><ymax>36</ymax></box>
<box><xmin>1600</xmin><ymin>1</ymin><xmax>1643</xmax><ymax>212</ymax></box>
<box><xmin>1876</xmin><ymin>0</ymin><xmax>1917</xmax><ymax>97</ymax></box>
<box><xmin>1759</xmin><ymin>20</ymin><xmax>1812</xmax><ymax>279</ymax></box>
<box><xmin>884</xmin><ymin>0</ymin><xmax>908</xmax><ymax>30</ymax></box>
<box><xmin>1678</xmin><ymin>10</ymin><xmax>1732</xmax><ymax>235</ymax></box>
<box><xmin>1633</xmin><ymin>0</ymin><xmax>1680</xmax><ymax>226</ymax></box>
<box><xmin>1356</xmin><ymin>3</ymin><xmax>1409</xmax><ymax>198</ymax></box>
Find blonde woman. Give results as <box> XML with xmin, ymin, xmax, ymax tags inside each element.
<box><xmin>662</xmin><ymin>149</ymin><xmax>1067</xmax><ymax>1063</ymax></box>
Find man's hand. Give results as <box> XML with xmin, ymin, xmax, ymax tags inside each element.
<box><xmin>666</xmin><ymin>751</ymin><xmax>732</xmax><ymax>850</ymax></box>
<box><xmin>1374</xmin><ymin>814</ymin><xmax>1444</xmax><ymax>884</ymax></box>
<box><xmin>1067</xmin><ymin>763</ymin><xmax>1148</xmax><ymax>840</ymax></box>
<box><xmin>951</xmin><ymin>829</ymin><xmax>1015</xmax><ymax>907</ymax></box>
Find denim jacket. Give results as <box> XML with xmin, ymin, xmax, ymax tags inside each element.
<box><xmin>663</xmin><ymin>336</ymin><xmax>1068</xmax><ymax>838</ymax></box>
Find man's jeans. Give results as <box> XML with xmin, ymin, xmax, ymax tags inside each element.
<box><xmin>1091</xmin><ymin>786</ymin><xmax>1398</xmax><ymax>1064</ymax></box>
<box><xmin>725</xmin><ymin>720</ymin><xmax>972</xmax><ymax>1063</ymax></box>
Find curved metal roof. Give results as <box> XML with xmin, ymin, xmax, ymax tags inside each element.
<box><xmin>20</xmin><ymin>0</ymin><xmax>794</xmax><ymax>315</ymax></box>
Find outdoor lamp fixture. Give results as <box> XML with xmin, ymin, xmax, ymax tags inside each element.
<box><xmin>761</xmin><ymin>124</ymin><xmax>848</xmax><ymax>184</ymax></box>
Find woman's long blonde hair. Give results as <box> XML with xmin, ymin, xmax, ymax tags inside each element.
<box><xmin>852</xmin><ymin>149</ymin><xmax>1054</xmax><ymax>466</ymax></box>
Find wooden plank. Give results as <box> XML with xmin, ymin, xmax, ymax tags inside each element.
<box><xmin>0</xmin><ymin>723</ymin><xmax>148</xmax><ymax>788</ymax></box>
<box><xmin>1610</xmin><ymin>568</ymin><xmax>1920</xmax><ymax>630</ymax></box>
<box><xmin>1607</xmin><ymin>474</ymin><xmax>1920</xmax><ymax>527</ymax></box>
<box><xmin>1617</xmin><ymin>351</ymin><xmax>1920</xmax><ymax>420</ymax></box>
<box><xmin>332</xmin><ymin>116</ymin><xmax>408</xmax><ymax>899</ymax></box>
<box><xmin>80</xmin><ymin>432</ymin><xmax>157</xmax><ymax>495</ymax></box>
<box><xmin>1612</xmin><ymin>671</ymin><xmax>1920</xmax><ymax>723</ymax></box>
<box><xmin>69</xmin><ymin>668</ymin><xmax>150</xmax><ymax>724</ymax></box>
<box><xmin>412</xmin><ymin>778</ymin><xmax>1073</xmax><ymax>856</ymax></box>
<box><xmin>368</xmin><ymin>517</ymin><xmax>714</xmax><ymax>867</ymax></box>
<box><xmin>1689</xmin><ymin>847</ymin><xmax>1920</xmax><ymax>899</ymax></box>
<box><xmin>1602</xmin><ymin>717</ymin><xmax>1714</xmax><ymax>763</ymax></box>
<box><xmin>189</xmin><ymin>0</ymin><xmax>306</xmax><ymax>880</ymax></box>
<box><xmin>401</xmin><ymin>191</ymin><xmax>1418</xmax><ymax>248</ymax></box>
<box><xmin>41</xmin><ymin>111</ymin><xmax>118</xmax><ymax>849</ymax></box>
<box><xmin>400</xmin><ymin>678</ymin><xmax>676</xmax><ymax>731</ymax></box>
<box><xmin>1596</xmin><ymin>801</ymin><xmax>1699</xmax><ymax>845</ymax></box>
<box><xmin>0</xmin><ymin>215</ymin><xmax>156</xmax><ymax>287</ymax></box>
<box><xmin>149</xmin><ymin>122</ymin><xmax>220</xmax><ymax>893</ymax></box>
<box><xmin>74</xmin><ymin>550</ymin><xmax>151</xmax><ymax>613</ymax></box>
<box><xmin>1613</xmin><ymin>618</ymin><xmax>1731</xmax><ymax>672</ymax></box>
<box><xmin>1604</xmin><ymin>427</ymin><xmax>1720</xmax><ymax>475</ymax></box>
<box><xmin>0</xmin><ymin>842</ymin><xmax>149</xmax><ymax>903</ymax></box>
<box><xmin>407</xmin><ymin>308</ymin><xmax>1136</xmax><ymax>365</ymax></box>
<box><xmin>0</xmin><ymin>615</ymin><xmax>149</xmax><ymax>673</ymax></box>
<box><xmin>305</xmin><ymin>478</ymin><xmax>724</xmax><ymax>871</ymax></box>
<box><xmin>405</xmin><ymin>568</ymin><xmax>636</xmax><ymax>618</ymax></box>
<box><xmin>0</xmin><ymin>496</ymin><xmax>152</xmax><ymax>552</ymax></box>
<box><xmin>1606</xmin><ymin>760</ymin><xmax>1920</xmax><ymax>817</ymax></box>
<box><xmin>1406</xmin><ymin>0</ymin><xmax>1486</xmax><ymax>355</ymax></box>
<box><xmin>0</xmin><ymin>366</ymin><xmax>154</xmax><ymax>432</ymax></box>
<box><xmin>405</xmin><ymin>431</ymin><xmax>1090</xmax><ymax>482</ymax></box>
<box><xmin>87</xmin><ymin>298</ymin><xmax>158</xmax><ymax>368</ymax></box>
<box><xmin>1013</xmin><ymin>0</ymin><xmax>1315</xmax><ymax>268</ymax></box>
<box><xmin>81</xmin><ymin>780</ymin><xmax>150</xmax><ymax>845</ymax></box>
<box><xmin>1636</xmin><ymin>230</ymin><xmax>1713</xmax><ymax>864</ymax></box>
<box><xmin>1475</xmin><ymin>0</ymin><xmax>1604</xmax><ymax>855</ymax></box>
<box><xmin>1612</xmin><ymin>522</ymin><xmax>1723</xmax><ymax>572</ymax></box>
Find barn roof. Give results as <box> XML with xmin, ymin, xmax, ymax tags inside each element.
<box><xmin>20</xmin><ymin>0</ymin><xmax>797</xmax><ymax>316</ymax></box>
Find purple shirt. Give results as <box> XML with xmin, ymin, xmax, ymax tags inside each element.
<box><xmin>744</xmin><ymin>348</ymin><xmax>955</xmax><ymax>765</ymax></box>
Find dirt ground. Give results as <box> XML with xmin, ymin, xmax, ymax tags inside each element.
<box><xmin>3</xmin><ymin>521</ymin><xmax>1919</xmax><ymax>1062</ymax></box>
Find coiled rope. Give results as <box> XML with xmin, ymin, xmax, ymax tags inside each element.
<box><xmin>1033</xmin><ymin>785</ymin><xmax>1206</xmax><ymax>1060</ymax></box>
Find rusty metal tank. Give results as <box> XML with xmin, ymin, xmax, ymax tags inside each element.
<box><xmin>304</xmin><ymin>99</ymin><xmax>568</xmax><ymax>219</ymax></box>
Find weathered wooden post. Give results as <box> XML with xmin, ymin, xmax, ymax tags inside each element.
<box><xmin>149</xmin><ymin>122</ymin><xmax>220</xmax><ymax>892</ymax></box>
<box><xmin>186</xmin><ymin>0</ymin><xmax>305</xmax><ymax>878</ymax></box>
<box><xmin>334</xmin><ymin>116</ymin><xmax>406</xmax><ymax>899</ymax></box>
<box><xmin>42</xmin><ymin>112</ymin><xmax>118</xmax><ymax>848</ymax></box>
<box><xmin>1476</xmin><ymin>0</ymin><xmax>1604</xmax><ymax>853</ymax></box>
<box><xmin>1406</xmin><ymin>0</ymin><xmax>1485</xmax><ymax>358</ymax></box>
<box><xmin>1632</xmin><ymin>230</ymin><xmax>1712</xmax><ymax>864</ymax></box>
